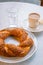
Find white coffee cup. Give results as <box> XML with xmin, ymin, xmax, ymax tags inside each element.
<box><xmin>29</xmin><ymin>13</ymin><xmax>40</xmax><ymax>28</ymax></box>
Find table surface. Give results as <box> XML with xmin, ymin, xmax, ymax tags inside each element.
<box><xmin>0</xmin><ymin>2</ymin><xmax>43</xmax><ymax>65</ymax></box>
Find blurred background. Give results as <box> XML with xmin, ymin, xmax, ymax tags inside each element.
<box><xmin>0</xmin><ymin>0</ymin><xmax>42</xmax><ymax>5</ymax></box>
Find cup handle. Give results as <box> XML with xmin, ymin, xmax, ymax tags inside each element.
<box><xmin>39</xmin><ymin>19</ymin><xmax>43</xmax><ymax>24</ymax></box>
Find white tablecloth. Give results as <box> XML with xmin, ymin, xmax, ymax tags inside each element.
<box><xmin>0</xmin><ymin>2</ymin><xmax>43</xmax><ymax>65</ymax></box>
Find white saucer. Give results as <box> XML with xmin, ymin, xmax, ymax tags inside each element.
<box><xmin>27</xmin><ymin>24</ymin><xmax>43</xmax><ymax>32</ymax></box>
<box><xmin>21</xmin><ymin>20</ymin><xmax>43</xmax><ymax>32</ymax></box>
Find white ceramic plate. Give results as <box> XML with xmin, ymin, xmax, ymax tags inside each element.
<box><xmin>0</xmin><ymin>26</ymin><xmax>38</xmax><ymax>63</ymax></box>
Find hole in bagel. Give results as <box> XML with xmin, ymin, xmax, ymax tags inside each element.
<box><xmin>5</xmin><ymin>36</ymin><xmax>19</xmax><ymax>46</ymax></box>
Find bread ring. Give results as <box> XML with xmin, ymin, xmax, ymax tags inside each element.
<box><xmin>0</xmin><ymin>28</ymin><xmax>34</xmax><ymax>57</ymax></box>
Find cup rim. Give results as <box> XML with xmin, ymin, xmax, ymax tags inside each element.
<box><xmin>29</xmin><ymin>13</ymin><xmax>40</xmax><ymax>19</ymax></box>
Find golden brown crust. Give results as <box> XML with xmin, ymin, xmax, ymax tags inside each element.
<box><xmin>7</xmin><ymin>28</ymin><xmax>28</xmax><ymax>42</ymax></box>
<box><xmin>17</xmin><ymin>47</ymin><xmax>30</xmax><ymax>57</ymax></box>
<box><xmin>0</xmin><ymin>30</ymin><xmax>10</xmax><ymax>39</ymax></box>
<box><xmin>19</xmin><ymin>38</ymin><xmax>33</xmax><ymax>47</ymax></box>
<box><xmin>0</xmin><ymin>28</ymin><xmax>34</xmax><ymax>57</ymax></box>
